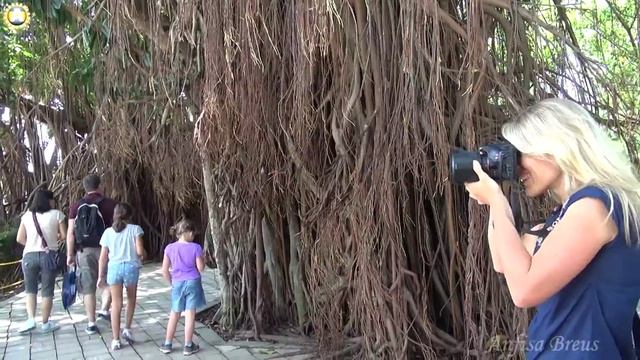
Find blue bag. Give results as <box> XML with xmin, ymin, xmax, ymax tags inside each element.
<box><xmin>62</xmin><ymin>266</ymin><xmax>77</xmax><ymax>310</ymax></box>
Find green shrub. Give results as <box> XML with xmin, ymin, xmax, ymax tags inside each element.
<box><xmin>0</xmin><ymin>226</ymin><xmax>18</xmax><ymax>262</ymax></box>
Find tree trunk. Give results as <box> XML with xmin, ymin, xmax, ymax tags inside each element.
<box><xmin>200</xmin><ymin>156</ymin><xmax>233</xmax><ymax>326</ymax></box>
<box><xmin>287</xmin><ymin>198</ymin><xmax>308</xmax><ymax>328</ymax></box>
<box><xmin>254</xmin><ymin>208</ymin><xmax>264</xmax><ymax>336</ymax></box>
<box><xmin>261</xmin><ymin>213</ymin><xmax>287</xmax><ymax>321</ymax></box>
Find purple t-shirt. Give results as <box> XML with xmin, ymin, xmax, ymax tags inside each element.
<box><xmin>164</xmin><ymin>242</ymin><xmax>203</xmax><ymax>282</ymax></box>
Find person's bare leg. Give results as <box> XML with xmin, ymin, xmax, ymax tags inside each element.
<box><xmin>25</xmin><ymin>294</ymin><xmax>36</xmax><ymax>320</ymax></box>
<box><xmin>110</xmin><ymin>285</ymin><xmax>123</xmax><ymax>340</ymax></box>
<box><xmin>184</xmin><ymin>310</ymin><xmax>196</xmax><ymax>345</ymax></box>
<box><xmin>124</xmin><ymin>285</ymin><xmax>137</xmax><ymax>329</ymax></box>
<box><xmin>164</xmin><ymin>312</ymin><xmax>181</xmax><ymax>344</ymax></box>
<box><xmin>41</xmin><ymin>297</ymin><xmax>53</xmax><ymax>323</ymax></box>
<box><xmin>100</xmin><ymin>287</ymin><xmax>111</xmax><ymax>313</ymax></box>
<box><xmin>84</xmin><ymin>294</ymin><xmax>96</xmax><ymax>323</ymax></box>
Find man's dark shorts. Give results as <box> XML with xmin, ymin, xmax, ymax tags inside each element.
<box><xmin>77</xmin><ymin>247</ymin><xmax>101</xmax><ymax>295</ymax></box>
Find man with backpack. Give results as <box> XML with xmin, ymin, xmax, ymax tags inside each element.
<box><xmin>67</xmin><ymin>174</ymin><xmax>117</xmax><ymax>334</ymax></box>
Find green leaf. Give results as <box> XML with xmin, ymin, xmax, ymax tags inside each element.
<box><xmin>47</xmin><ymin>5</ymin><xmax>57</xmax><ymax>19</ymax></box>
<box><xmin>52</xmin><ymin>0</ymin><xmax>63</xmax><ymax>10</ymax></box>
<box><xmin>100</xmin><ymin>21</ymin><xmax>110</xmax><ymax>40</ymax></box>
<box><xmin>143</xmin><ymin>52</ymin><xmax>152</xmax><ymax>67</ymax></box>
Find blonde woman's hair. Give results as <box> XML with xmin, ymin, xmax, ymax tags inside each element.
<box><xmin>502</xmin><ymin>98</ymin><xmax>640</xmax><ymax>246</ymax></box>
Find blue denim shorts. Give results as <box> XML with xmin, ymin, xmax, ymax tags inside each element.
<box><xmin>171</xmin><ymin>278</ymin><xmax>206</xmax><ymax>312</ymax></box>
<box><xmin>107</xmin><ymin>262</ymin><xmax>140</xmax><ymax>286</ymax></box>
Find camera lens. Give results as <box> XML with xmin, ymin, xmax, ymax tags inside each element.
<box><xmin>450</xmin><ymin>142</ymin><xmax>520</xmax><ymax>184</ymax></box>
<box><xmin>450</xmin><ymin>150</ymin><xmax>481</xmax><ymax>184</ymax></box>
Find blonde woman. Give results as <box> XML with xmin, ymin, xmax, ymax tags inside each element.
<box><xmin>465</xmin><ymin>98</ymin><xmax>640</xmax><ymax>359</ymax></box>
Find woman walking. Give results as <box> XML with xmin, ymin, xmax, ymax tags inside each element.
<box><xmin>16</xmin><ymin>189</ymin><xmax>66</xmax><ymax>334</ymax></box>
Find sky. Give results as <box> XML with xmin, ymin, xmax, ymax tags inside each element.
<box><xmin>1</xmin><ymin>105</ymin><xmax>57</xmax><ymax>172</ymax></box>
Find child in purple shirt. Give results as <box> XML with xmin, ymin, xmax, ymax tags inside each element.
<box><xmin>159</xmin><ymin>219</ymin><xmax>206</xmax><ymax>356</ymax></box>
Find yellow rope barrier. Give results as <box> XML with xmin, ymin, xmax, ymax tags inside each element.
<box><xmin>0</xmin><ymin>259</ymin><xmax>22</xmax><ymax>293</ymax></box>
<box><xmin>0</xmin><ymin>259</ymin><xmax>21</xmax><ymax>267</ymax></box>
<box><xmin>0</xmin><ymin>280</ymin><xmax>23</xmax><ymax>291</ymax></box>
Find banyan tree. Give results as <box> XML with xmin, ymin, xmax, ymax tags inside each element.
<box><xmin>1</xmin><ymin>0</ymin><xmax>638</xmax><ymax>358</ymax></box>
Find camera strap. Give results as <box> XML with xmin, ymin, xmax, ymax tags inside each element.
<box><xmin>509</xmin><ymin>186</ymin><xmax>524</xmax><ymax>232</ymax></box>
<box><xmin>531</xmin><ymin>202</ymin><xmax>569</xmax><ymax>254</ymax></box>
<box><xmin>509</xmin><ymin>185</ymin><xmax>560</xmax><ymax>238</ymax></box>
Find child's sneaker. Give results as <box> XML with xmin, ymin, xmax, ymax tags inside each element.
<box><xmin>121</xmin><ymin>328</ymin><xmax>135</xmax><ymax>343</ymax></box>
<box><xmin>158</xmin><ymin>342</ymin><xmax>172</xmax><ymax>354</ymax></box>
<box><xmin>183</xmin><ymin>342</ymin><xmax>200</xmax><ymax>355</ymax></box>
<box><xmin>97</xmin><ymin>310</ymin><xmax>111</xmax><ymax>322</ymax></box>
<box><xmin>111</xmin><ymin>339</ymin><xmax>122</xmax><ymax>351</ymax></box>
<box><xmin>41</xmin><ymin>321</ymin><xmax>59</xmax><ymax>333</ymax></box>
<box><xmin>85</xmin><ymin>323</ymin><xmax>99</xmax><ymax>335</ymax></box>
<box><xmin>18</xmin><ymin>318</ymin><xmax>36</xmax><ymax>334</ymax></box>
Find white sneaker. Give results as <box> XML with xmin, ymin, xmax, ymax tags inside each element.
<box><xmin>41</xmin><ymin>321</ymin><xmax>59</xmax><ymax>333</ymax></box>
<box><xmin>18</xmin><ymin>318</ymin><xmax>36</xmax><ymax>334</ymax></box>
<box><xmin>111</xmin><ymin>339</ymin><xmax>121</xmax><ymax>351</ymax></box>
<box><xmin>121</xmin><ymin>328</ymin><xmax>135</xmax><ymax>343</ymax></box>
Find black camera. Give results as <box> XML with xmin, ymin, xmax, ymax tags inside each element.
<box><xmin>450</xmin><ymin>142</ymin><xmax>520</xmax><ymax>184</ymax></box>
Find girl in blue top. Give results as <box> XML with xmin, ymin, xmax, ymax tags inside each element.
<box><xmin>465</xmin><ymin>98</ymin><xmax>640</xmax><ymax>359</ymax></box>
<box><xmin>97</xmin><ymin>203</ymin><xmax>145</xmax><ymax>351</ymax></box>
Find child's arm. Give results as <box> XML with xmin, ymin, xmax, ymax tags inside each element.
<box><xmin>161</xmin><ymin>254</ymin><xmax>172</xmax><ymax>284</ymax></box>
<box><xmin>97</xmin><ymin>246</ymin><xmax>109</xmax><ymax>288</ymax></box>
<box><xmin>196</xmin><ymin>255</ymin><xmax>205</xmax><ymax>273</ymax></box>
<box><xmin>135</xmin><ymin>235</ymin><xmax>145</xmax><ymax>260</ymax></box>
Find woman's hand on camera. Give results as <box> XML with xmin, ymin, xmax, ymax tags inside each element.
<box><xmin>464</xmin><ymin>160</ymin><xmax>503</xmax><ymax>206</ymax></box>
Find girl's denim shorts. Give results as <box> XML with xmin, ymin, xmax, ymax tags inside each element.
<box><xmin>171</xmin><ymin>277</ymin><xmax>206</xmax><ymax>312</ymax></box>
<box><xmin>107</xmin><ymin>261</ymin><xmax>140</xmax><ymax>286</ymax></box>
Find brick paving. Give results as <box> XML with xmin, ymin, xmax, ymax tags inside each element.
<box><xmin>0</xmin><ymin>264</ymin><xmax>313</xmax><ymax>360</ymax></box>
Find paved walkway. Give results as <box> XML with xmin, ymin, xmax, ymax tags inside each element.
<box><xmin>0</xmin><ymin>264</ymin><xmax>313</xmax><ymax>359</ymax></box>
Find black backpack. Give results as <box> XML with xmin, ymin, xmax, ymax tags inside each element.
<box><xmin>74</xmin><ymin>197</ymin><xmax>106</xmax><ymax>250</ymax></box>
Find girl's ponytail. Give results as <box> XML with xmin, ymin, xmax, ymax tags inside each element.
<box><xmin>171</xmin><ymin>219</ymin><xmax>196</xmax><ymax>238</ymax></box>
<box><xmin>112</xmin><ymin>203</ymin><xmax>133</xmax><ymax>233</ymax></box>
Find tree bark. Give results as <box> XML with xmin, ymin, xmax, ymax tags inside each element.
<box><xmin>287</xmin><ymin>198</ymin><xmax>308</xmax><ymax>328</ymax></box>
<box><xmin>200</xmin><ymin>156</ymin><xmax>232</xmax><ymax>326</ymax></box>
<box><xmin>261</xmin><ymin>213</ymin><xmax>287</xmax><ymax>321</ymax></box>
